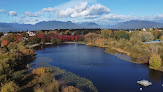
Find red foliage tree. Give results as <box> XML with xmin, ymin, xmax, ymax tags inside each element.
<box><xmin>70</xmin><ymin>35</ymin><xmax>75</xmax><ymax>41</ymax></box>
<box><xmin>38</xmin><ymin>34</ymin><xmax>43</xmax><ymax>39</ymax></box>
<box><xmin>75</xmin><ymin>35</ymin><xmax>80</xmax><ymax>41</ymax></box>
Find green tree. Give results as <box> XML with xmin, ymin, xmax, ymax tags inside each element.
<box><xmin>115</xmin><ymin>30</ymin><xmax>130</xmax><ymax>40</ymax></box>
<box><xmin>149</xmin><ymin>54</ymin><xmax>162</xmax><ymax>69</ymax></box>
<box><xmin>29</xmin><ymin>36</ymin><xmax>40</xmax><ymax>44</ymax></box>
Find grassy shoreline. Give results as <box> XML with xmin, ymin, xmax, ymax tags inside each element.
<box><xmin>30</xmin><ymin>57</ymin><xmax>98</xmax><ymax>92</ymax></box>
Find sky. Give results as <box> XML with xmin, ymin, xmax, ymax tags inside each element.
<box><xmin>0</xmin><ymin>0</ymin><xmax>163</xmax><ymax>25</ymax></box>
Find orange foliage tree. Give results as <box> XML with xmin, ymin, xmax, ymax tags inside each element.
<box><xmin>1</xmin><ymin>40</ymin><xmax>9</xmax><ymax>47</ymax></box>
<box><xmin>16</xmin><ymin>36</ymin><xmax>22</xmax><ymax>43</ymax></box>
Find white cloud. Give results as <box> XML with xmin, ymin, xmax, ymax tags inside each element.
<box><xmin>41</xmin><ymin>7</ymin><xmax>55</xmax><ymax>12</ymax></box>
<box><xmin>16</xmin><ymin>17</ymin><xmax>44</xmax><ymax>24</ymax></box>
<box><xmin>8</xmin><ymin>11</ymin><xmax>17</xmax><ymax>16</ymax></box>
<box><xmin>102</xmin><ymin>14</ymin><xmax>137</xmax><ymax>21</ymax></box>
<box><xmin>56</xmin><ymin>2</ymin><xmax>111</xmax><ymax>18</ymax></box>
<box><xmin>54</xmin><ymin>0</ymin><xmax>97</xmax><ymax>10</ymax></box>
<box><xmin>0</xmin><ymin>9</ymin><xmax>6</xmax><ymax>13</ymax></box>
<box><xmin>81</xmin><ymin>4</ymin><xmax>111</xmax><ymax>17</ymax></box>
<box><xmin>22</xmin><ymin>12</ymin><xmax>39</xmax><ymax>17</ymax></box>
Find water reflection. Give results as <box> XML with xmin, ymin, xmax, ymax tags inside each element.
<box><xmin>149</xmin><ymin>69</ymin><xmax>163</xmax><ymax>82</ymax></box>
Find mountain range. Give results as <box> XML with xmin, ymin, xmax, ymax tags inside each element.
<box><xmin>110</xmin><ymin>20</ymin><xmax>163</xmax><ymax>29</ymax></box>
<box><xmin>0</xmin><ymin>20</ymin><xmax>163</xmax><ymax>32</ymax></box>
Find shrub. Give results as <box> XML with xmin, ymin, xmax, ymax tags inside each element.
<box><xmin>1</xmin><ymin>81</ymin><xmax>19</xmax><ymax>92</ymax></box>
<box><xmin>32</xmin><ymin>67</ymin><xmax>53</xmax><ymax>76</ymax></box>
<box><xmin>149</xmin><ymin>54</ymin><xmax>162</xmax><ymax>69</ymax></box>
<box><xmin>21</xmin><ymin>49</ymin><xmax>35</xmax><ymax>55</ymax></box>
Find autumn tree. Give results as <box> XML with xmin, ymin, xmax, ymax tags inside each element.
<box><xmin>85</xmin><ymin>33</ymin><xmax>97</xmax><ymax>42</ymax></box>
<box><xmin>1</xmin><ymin>40</ymin><xmax>9</xmax><ymax>47</ymax></box>
<box><xmin>20</xmin><ymin>33</ymin><xmax>29</xmax><ymax>37</ymax></box>
<box><xmin>149</xmin><ymin>54</ymin><xmax>162</xmax><ymax>69</ymax></box>
<box><xmin>65</xmin><ymin>30</ymin><xmax>71</xmax><ymax>35</ymax></box>
<box><xmin>0</xmin><ymin>47</ymin><xmax>8</xmax><ymax>55</ymax></box>
<box><xmin>28</xmin><ymin>36</ymin><xmax>40</xmax><ymax>44</ymax></box>
<box><xmin>138</xmin><ymin>31</ymin><xmax>154</xmax><ymax>42</ymax></box>
<box><xmin>50</xmin><ymin>37</ymin><xmax>58</xmax><ymax>45</ymax></box>
<box><xmin>38</xmin><ymin>34</ymin><xmax>43</xmax><ymax>39</ymax></box>
<box><xmin>100</xmin><ymin>29</ymin><xmax>112</xmax><ymax>39</ymax></box>
<box><xmin>115</xmin><ymin>31</ymin><xmax>130</xmax><ymax>40</ymax></box>
<box><xmin>152</xmin><ymin>30</ymin><xmax>159</xmax><ymax>40</ymax></box>
<box><xmin>7</xmin><ymin>42</ymin><xmax>18</xmax><ymax>51</ymax></box>
<box><xmin>1</xmin><ymin>81</ymin><xmax>19</xmax><ymax>92</ymax></box>
<box><xmin>75</xmin><ymin>35</ymin><xmax>80</xmax><ymax>41</ymax></box>
<box><xmin>16</xmin><ymin>36</ymin><xmax>22</xmax><ymax>43</ymax></box>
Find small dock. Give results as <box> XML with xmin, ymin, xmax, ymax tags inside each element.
<box><xmin>137</xmin><ymin>80</ymin><xmax>152</xmax><ymax>87</ymax></box>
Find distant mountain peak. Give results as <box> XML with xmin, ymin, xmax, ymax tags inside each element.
<box><xmin>110</xmin><ymin>20</ymin><xmax>163</xmax><ymax>29</ymax></box>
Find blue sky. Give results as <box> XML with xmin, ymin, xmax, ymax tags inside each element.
<box><xmin>0</xmin><ymin>0</ymin><xmax>163</xmax><ymax>25</ymax></box>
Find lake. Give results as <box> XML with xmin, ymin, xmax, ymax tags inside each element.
<box><xmin>32</xmin><ymin>43</ymin><xmax>163</xmax><ymax>92</ymax></box>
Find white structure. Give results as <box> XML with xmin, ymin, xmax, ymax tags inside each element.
<box><xmin>3</xmin><ymin>32</ymin><xmax>9</xmax><ymax>35</ymax></box>
<box><xmin>143</xmin><ymin>28</ymin><xmax>146</xmax><ymax>31</ymax></box>
<box><xmin>137</xmin><ymin>80</ymin><xmax>152</xmax><ymax>87</ymax></box>
<box><xmin>27</xmin><ymin>31</ymin><xmax>36</xmax><ymax>36</ymax></box>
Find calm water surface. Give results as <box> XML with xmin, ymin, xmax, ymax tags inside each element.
<box><xmin>32</xmin><ymin>43</ymin><xmax>163</xmax><ymax>92</ymax></box>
